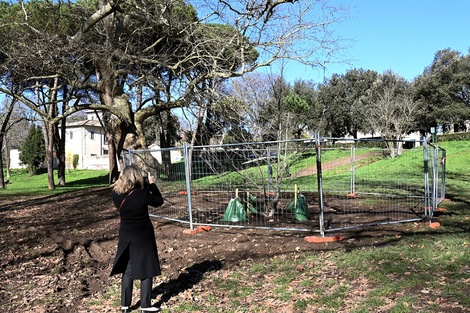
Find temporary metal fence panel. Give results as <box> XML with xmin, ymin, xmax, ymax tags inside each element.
<box><xmin>124</xmin><ymin>146</ymin><xmax>192</xmax><ymax>225</ymax></box>
<box><xmin>126</xmin><ymin>136</ymin><xmax>445</xmax><ymax>235</ymax></box>
<box><xmin>127</xmin><ymin>140</ymin><xmax>319</xmax><ymax>232</ymax></box>
<box><xmin>435</xmin><ymin>145</ymin><xmax>446</xmax><ymax>206</ymax></box>
<box><xmin>183</xmin><ymin>140</ymin><xmax>319</xmax><ymax>232</ymax></box>
<box><xmin>318</xmin><ymin>138</ymin><xmax>428</xmax><ymax>234</ymax></box>
<box><xmin>423</xmin><ymin>142</ymin><xmax>446</xmax><ymax>219</ymax></box>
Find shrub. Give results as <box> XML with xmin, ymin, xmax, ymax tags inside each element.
<box><xmin>437</xmin><ymin>132</ymin><xmax>470</xmax><ymax>142</ymax></box>
<box><xmin>73</xmin><ymin>154</ymin><xmax>79</xmax><ymax>169</ymax></box>
<box><xmin>19</xmin><ymin>125</ymin><xmax>45</xmax><ymax>176</ymax></box>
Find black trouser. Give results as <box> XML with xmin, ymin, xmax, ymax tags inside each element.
<box><xmin>121</xmin><ymin>261</ymin><xmax>153</xmax><ymax>308</ymax></box>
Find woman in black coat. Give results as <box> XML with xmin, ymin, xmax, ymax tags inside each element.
<box><xmin>111</xmin><ymin>164</ymin><xmax>164</xmax><ymax>313</ymax></box>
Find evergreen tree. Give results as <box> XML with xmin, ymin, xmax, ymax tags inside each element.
<box><xmin>20</xmin><ymin>125</ymin><xmax>45</xmax><ymax>176</ymax></box>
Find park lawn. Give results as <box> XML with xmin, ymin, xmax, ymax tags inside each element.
<box><xmin>1</xmin><ymin>169</ymin><xmax>109</xmax><ymax>196</ymax></box>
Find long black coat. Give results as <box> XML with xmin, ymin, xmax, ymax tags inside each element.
<box><xmin>110</xmin><ymin>183</ymin><xmax>164</xmax><ymax>279</ymax></box>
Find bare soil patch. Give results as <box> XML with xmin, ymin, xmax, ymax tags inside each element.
<box><xmin>294</xmin><ymin>151</ymin><xmax>381</xmax><ymax>177</ymax></box>
<box><xmin>0</xmin><ymin>187</ymin><xmax>454</xmax><ymax>312</ymax></box>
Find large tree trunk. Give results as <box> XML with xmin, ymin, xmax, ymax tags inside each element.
<box><xmin>101</xmin><ymin>110</ymin><xmax>121</xmax><ymax>184</ymax></box>
<box><xmin>100</xmin><ymin>84</ymin><xmax>132</xmax><ymax>182</ymax></box>
<box><xmin>96</xmin><ymin>62</ymin><xmax>150</xmax><ymax>180</ymax></box>
<box><xmin>159</xmin><ymin>125</ymin><xmax>172</xmax><ymax>179</ymax></box>
<box><xmin>131</xmin><ymin>117</ymin><xmax>158</xmax><ymax>175</ymax></box>
<box><xmin>101</xmin><ymin>91</ymin><xmax>154</xmax><ymax>181</ymax></box>
<box><xmin>44</xmin><ymin>78</ymin><xmax>60</xmax><ymax>189</ymax></box>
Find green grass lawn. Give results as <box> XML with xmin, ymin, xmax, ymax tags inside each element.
<box><xmin>1</xmin><ymin>168</ymin><xmax>109</xmax><ymax>196</ymax></box>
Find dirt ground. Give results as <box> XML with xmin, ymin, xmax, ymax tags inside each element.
<box><xmin>0</xmin><ymin>186</ymin><xmax>452</xmax><ymax>313</ymax></box>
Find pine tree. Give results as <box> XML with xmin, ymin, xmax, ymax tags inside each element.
<box><xmin>19</xmin><ymin>125</ymin><xmax>46</xmax><ymax>176</ymax></box>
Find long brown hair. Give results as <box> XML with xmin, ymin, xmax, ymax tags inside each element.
<box><xmin>113</xmin><ymin>164</ymin><xmax>144</xmax><ymax>195</ymax></box>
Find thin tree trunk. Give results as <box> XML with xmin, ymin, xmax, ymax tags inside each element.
<box><xmin>0</xmin><ymin>100</ymin><xmax>15</xmax><ymax>189</ymax></box>
<box><xmin>35</xmin><ymin>82</ymin><xmax>55</xmax><ymax>188</ymax></box>
<box><xmin>55</xmin><ymin>120</ymin><xmax>66</xmax><ymax>186</ymax></box>
<box><xmin>56</xmin><ymin>86</ymin><xmax>68</xmax><ymax>186</ymax></box>
<box><xmin>46</xmin><ymin>121</ymin><xmax>55</xmax><ymax>189</ymax></box>
<box><xmin>107</xmin><ymin>135</ymin><xmax>119</xmax><ymax>184</ymax></box>
<box><xmin>0</xmin><ymin>137</ymin><xmax>5</xmax><ymax>189</ymax></box>
<box><xmin>45</xmin><ymin>78</ymin><xmax>60</xmax><ymax>189</ymax></box>
<box><xmin>5</xmin><ymin>140</ymin><xmax>11</xmax><ymax>180</ymax></box>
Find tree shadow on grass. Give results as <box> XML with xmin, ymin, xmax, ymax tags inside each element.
<box><xmin>59</xmin><ymin>174</ymin><xmax>109</xmax><ymax>188</ymax></box>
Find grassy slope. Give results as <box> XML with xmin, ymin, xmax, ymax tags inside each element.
<box><xmin>168</xmin><ymin>141</ymin><xmax>470</xmax><ymax>313</ymax></box>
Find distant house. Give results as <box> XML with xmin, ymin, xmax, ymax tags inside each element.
<box><xmin>65</xmin><ymin>111</ymin><xmax>108</xmax><ymax>169</ymax></box>
<box><xmin>148</xmin><ymin>143</ymin><xmax>183</xmax><ymax>164</ymax></box>
<box><xmin>9</xmin><ymin>149</ymin><xmax>26</xmax><ymax>169</ymax></box>
<box><xmin>9</xmin><ymin>111</ymin><xmax>109</xmax><ymax>170</ymax></box>
<box><xmin>354</xmin><ymin>131</ymin><xmax>423</xmax><ymax>149</ymax></box>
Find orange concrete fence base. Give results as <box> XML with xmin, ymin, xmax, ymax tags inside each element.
<box><xmin>304</xmin><ymin>235</ymin><xmax>343</xmax><ymax>243</ymax></box>
<box><xmin>183</xmin><ymin>225</ymin><xmax>212</xmax><ymax>235</ymax></box>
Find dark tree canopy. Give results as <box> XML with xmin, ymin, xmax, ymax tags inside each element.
<box><xmin>19</xmin><ymin>124</ymin><xmax>46</xmax><ymax>175</ymax></box>
<box><xmin>314</xmin><ymin>68</ymin><xmax>379</xmax><ymax>138</ymax></box>
<box><xmin>413</xmin><ymin>49</ymin><xmax>470</xmax><ymax>133</ymax></box>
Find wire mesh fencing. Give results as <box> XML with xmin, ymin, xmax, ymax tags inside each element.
<box><xmin>423</xmin><ymin>141</ymin><xmax>446</xmax><ymax>220</ymax></box>
<box><xmin>125</xmin><ymin>136</ymin><xmax>445</xmax><ymax>236</ymax></box>
<box><xmin>319</xmin><ymin>140</ymin><xmax>429</xmax><ymax>234</ymax></box>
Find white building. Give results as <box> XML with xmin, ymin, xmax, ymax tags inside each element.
<box><xmin>10</xmin><ymin>111</ymin><xmax>109</xmax><ymax>170</ymax></box>
<box><xmin>9</xmin><ymin>149</ymin><xmax>25</xmax><ymax>169</ymax></box>
<box><xmin>148</xmin><ymin>143</ymin><xmax>183</xmax><ymax>163</ymax></box>
<box><xmin>65</xmin><ymin>111</ymin><xmax>109</xmax><ymax>169</ymax></box>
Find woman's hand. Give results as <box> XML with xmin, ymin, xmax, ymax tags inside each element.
<box><xmin>148</xmin><ymin>173</ymin><xmax>155</xmax><ymax>184</ymax></box>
